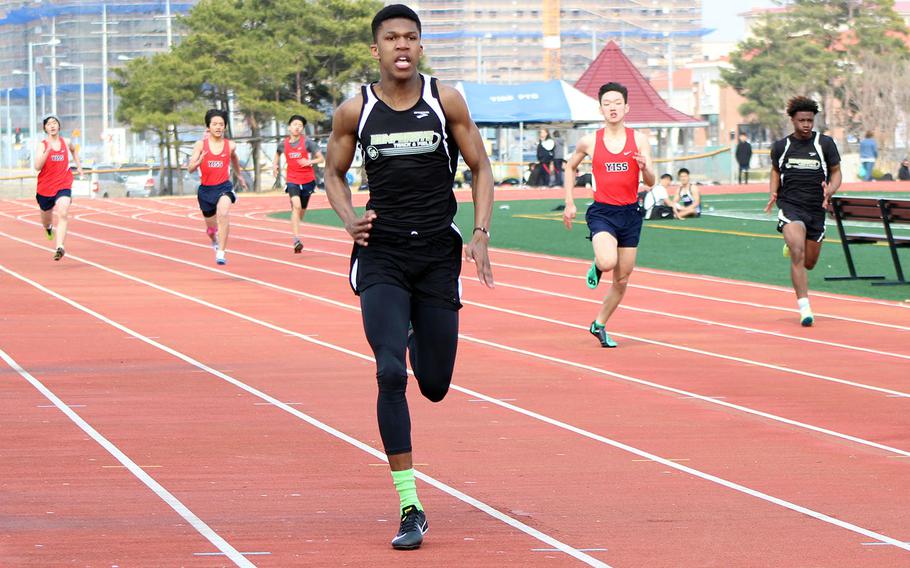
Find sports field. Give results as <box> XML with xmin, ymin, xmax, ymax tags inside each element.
<box><xmin>2</xmin><ymin>188</ymin><xmax>909</xmax><ymax>566</ymax></box>
<box><xmin>285</xmin><ymin>190</ymin><xmax>910</xmax><ymax>302</ymax></box>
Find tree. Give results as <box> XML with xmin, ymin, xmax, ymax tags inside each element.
<box><xmin>113</xmin><ymin>53</ymin><xmax>207</xmax><ymax>195</ymax></box>
<box><xmin>722</xmin><ymin>0</ymin><xmax>910</xmax><ymax>142</ymax></box>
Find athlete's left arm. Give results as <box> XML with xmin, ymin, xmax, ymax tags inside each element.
<box><xmin>633</xmin><ymin>130</ymin><xmax>656</xmax><ymax>187</ymax></box>
<box><xmin>229</xmin><ymin>141</ymin><xmax>249</xmax><ymax>191</ymax></box>
<box><xmin>439</xmin><ymin>83</ymin><xmax>494</xmax><ymax>289</ymax></box>
<box><xmin>68</xmin><ymin>140</ymin><xmax>84</xmax><ymax>178</ymax></box>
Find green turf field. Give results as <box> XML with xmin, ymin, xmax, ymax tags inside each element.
<box><xmin>274</xmin><ymin>191</ymin><xmax>910</xmax><ymax>301</ymax></box>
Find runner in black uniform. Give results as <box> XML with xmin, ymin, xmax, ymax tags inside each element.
<box><xmin>765</xmin><ymin>96</ymin><xmax>841</xmax><ymax>326</ymax></box>
<box><xmin>323</xmin><ymin>4</ymin><xmax>494</xmax><ymax>551</ymax></box>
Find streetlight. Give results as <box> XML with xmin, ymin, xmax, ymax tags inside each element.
<box><xmin>12</xmin><ymin>69</ymin><xmax>34</xmax><ymax>169</ymax></box>
<box><xmin>2</xmin><ymin>87</ymin><xmax>11</xmax><ymax>171</ymax></box>
<box><xmin>59</xmin><ymin>62</ymin><xmax>85</xmax><ymax>151</ymax></box>
<box><xmin>27</xmin><ymin>38</ymin><xmax>61</xmax><ymax>169</ymax></box>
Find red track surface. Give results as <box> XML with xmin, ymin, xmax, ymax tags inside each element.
<box><xmin>1</xmin><ymin>191</ymin><xmax>909</xmax><ymax>567</ymax></box>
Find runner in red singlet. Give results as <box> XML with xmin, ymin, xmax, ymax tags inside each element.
<box><xmin>35</xmin><ymin>116</ymin><xmax>84</xmax><ymax>261</ymax></box>
<box><xmin>187</xmin><ymin>109</ymin><xmax>248</xmax><ymax>265</ymax></box>
<box><xmin>563</xmin><ymin>82</ymin><xmax>655</xmax><ymax>348</ymax></box>
<box><xmin>272</xmin><ymin>114</ymin><xmax>324</xmax><ymax>253</ymax></box>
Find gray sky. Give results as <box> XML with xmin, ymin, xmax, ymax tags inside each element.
<box><xmin>702</xmin><ymin>0</ymin><xmax>778</xmax><ymax>42</ymax></box>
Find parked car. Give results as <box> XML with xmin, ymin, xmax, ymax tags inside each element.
<box><xmin>124</xmin><ymin>167</ymin><xmax>160</xmax><ymax>197</ymax></box>
<box><xmin>91</xmin><ymin>163</ymin><xmax>127</xmax><ymax>198</ymax></box>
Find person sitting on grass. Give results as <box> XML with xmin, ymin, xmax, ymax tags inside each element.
<box><xmin>672</xmin><ymin>167</ymin><xmax>701</xmax><ymax>218</ymax></box>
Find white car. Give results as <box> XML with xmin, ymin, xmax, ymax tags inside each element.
<box><xmin>123</xmin><ymin>168</ymin><xmax>158</xmax><ymax>197</ymax></box>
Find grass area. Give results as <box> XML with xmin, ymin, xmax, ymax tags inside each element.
<box><xmin>274</xmin><ymin>191</ymin><xmax>910</xmax><ymax>301</ymax></box>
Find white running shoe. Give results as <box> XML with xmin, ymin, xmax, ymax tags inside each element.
<box><xmin>215</xmin><ymin>249</ymin><xmax>226</xmax><ymax>265</ymax></box>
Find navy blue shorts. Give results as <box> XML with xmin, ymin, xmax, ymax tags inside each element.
<box><xmin>197</xmin><ymin>181</ymin><xmax>236</xmax><ymax>217</ymax></box>
<box><xmin>349</xmin><ymin>225</ymin><xmax>464</xmax><ymax>311</ymax></box>
<box><xmin>586</xmin><ymin>201</ymin><xmax>643</xmax><ymax>248</ymax></box>
<box><xmin>286</xmin><ymin>181</ymin><xmax>316</xmax><ymax>208</ymax></box>
<box><xmin>36</xmin><ymin>189</ymin><xmax>72</xmax><ymax>212</ymax></box>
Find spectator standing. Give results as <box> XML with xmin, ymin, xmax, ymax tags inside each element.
<box><xmin>735</xmin><ymin>132</ymin><xmax>753</xmax><ymax>184</ymax></box>
<box><xmin>859</xmin><ymin>131</ymin><xmax>877</xmax><ymax>181</ymax></box>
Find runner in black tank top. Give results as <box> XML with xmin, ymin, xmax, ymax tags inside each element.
<box><xmin>323</xmin><ymin>5</ymin><xmax>494</xmax><ymax>551</ymax></box>
<box><xmin>765</xmin><ymin>96</ymin><xmax>842</xmax><ymax>327</ymax></box>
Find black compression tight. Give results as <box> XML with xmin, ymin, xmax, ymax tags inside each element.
<box><xmin>360</xmin><ymin>284</ymin><xmax>459</xmax><ymax>455</ymax></box>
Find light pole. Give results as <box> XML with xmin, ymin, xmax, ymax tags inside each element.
<box><xmin>2</xmin><ymin>88</ymin><xmax>10</xmax><ymax>172</ymax></box>
<box><xmin>59</xmin><ymin>62</ymin><xmax>85</xmax><ymax>151</ymax></box>
<box><xmin>28</xmin><ymin>38</ymin><xmax>61</xmax><ymax>169</ymax></box>
<box><xmin>12</xmin><ymin>69</ymin><xmax>35</xmax><ymax>169</ymax></box>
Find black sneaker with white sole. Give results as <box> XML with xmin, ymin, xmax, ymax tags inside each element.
<box><xmin>391</xmin><ymin>505</ymin><xmax>428</xmax><ymax>550</ymax></box>
<box><xmin>53</xmin><ymin>247</ymin><xmax>65</xmax><ymax>261</ymax></box>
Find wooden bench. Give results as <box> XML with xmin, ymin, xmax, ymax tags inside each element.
<box><xmin>825</xmin><ymin>196</ymin><xmax>910</xmax><ymax>286</ymax></box>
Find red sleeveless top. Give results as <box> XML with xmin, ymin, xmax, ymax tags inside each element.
<box><xmin>592</xmin><ymin>128</ymin><xmax>640</xmax><ymax>205</ymax></box>
<box><xmin>200</xmin><ymin>137</ymin><xmax>231</xmax><ymax>186</ymax></box>
<box><xmin>36</xmin><ymin>138</ymin><xmax>74</xmax><ymax>196</ymax></box>
<box><xmin>284</xmin><ymin>136</ymin><xmax>315</xmax><ymax>184</ymax></box>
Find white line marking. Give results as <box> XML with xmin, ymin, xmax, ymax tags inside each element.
<box><xmin>71</xmin><ymin>204</ymin><xmax>910</xmax><ymax>357</ymax></box>
<box><xmin>23</xmin><ymin>209</ymin><xmax>909</xmax><ymax>398</ymax></box>
<box><xmin>81</xmin><ymin>199</ymin><xmax>910</xmax><ymax>321</ymax></box>
<box><xmin>2</xmin><ymin>246</ymin><xmax>908</xmax><ymax>552</ymax></box>
<box><xmin>4</xmin><ymin>228</ymin><xmax>908</xmax><ymax>456</ymax></box>
<box><xmin>193</xmin><ymin>552</ymin><xmax>272</xmax><ymax>556</ymax></box>
<box><xmin>0</xmin><ymin>263</ymin><xmax>609</xmax><ymax>568</ymax></box>
<box><xmin>0</xmin><ymin>347</ymin><xmax>255</xmax><ymax>568</ymax></box>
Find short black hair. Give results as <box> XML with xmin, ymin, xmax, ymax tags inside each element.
<box><xmin>205</xmin><ymin>108</ymin><xmax>229</xmax><ymax>127</ymax></box>
<box><xmin>677</xmin><ymin>168</ymin><xmax>690</xmax><ymax>176</ymax></box>
<box><xmin>288</xmin><ymin>114</ymin><xmax>307</xmax><ymax>126</ymax></box>
<box><xmin>660</xmin><ymin>173</ymin><xmax>673</xmax><ymax>181</ymax></box>
<box><xmin>372</xmin><ymin>4</ymin><xmax>421</xmax><ymax>41</ymax></box>
<box><xmin>786</xmin><ymin>96</ymin><xmax>819</xmax><ymax>117</ymax></box>
<box><xmin>42</xmin><ymin>115</ymin><xmax>60</xmax><ymax>130</ymax></box>
<box><xmin>598</xmin><ymin>82</ymin><xmax>628</xmax><ymax>104</ymax></box>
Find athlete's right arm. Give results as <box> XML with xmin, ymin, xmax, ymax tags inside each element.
<box><xmin>765</xmin><ymin>145</ymin><xmax>781</xmax><ymax>214</ymax></box>
<box><xmin>187</xmin><ymin>141</ymin><xmax>205</xmax><ymax>174</ymax></box>
<box><xmin>563</xmin><ymin>135</ymin><xmax>592</xmax><ymax>230</ymax></box>
<box><xmin>325</xmin><ymin>95</ymin><xmax>375</xmax><ymax>246</ymax></box>
<box><xmin>34</xmin><ymin>142</ymin><xmax>50</xmax><ymax>171</ymax></box>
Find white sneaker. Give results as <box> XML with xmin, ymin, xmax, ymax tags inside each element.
<box><xmin>799</xmin><ymin>306</ymin><xmax>814</xmax><ymax>327</ymax></box>
<box><xmin>215</xmin><ymin>249</ymin><xmax>226</xmax><ymax>265</ymax></box>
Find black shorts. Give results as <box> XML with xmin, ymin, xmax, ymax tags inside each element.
<box><xmin>286</xmin><ymin>181</ymin><xmax>316</xmax><ymax>208</ymax></box>
<box><xmin>36</xmin><ymin>189</ymin><xmax>72</xmax><ymax>211</ymax></box>
<box><xmin>197</xmin><ymin>181</ymin><xmax>236</xmax><ymax>217</ymax></box>
<box><xmin>777</xmin><ymin>202</ymin><xmax>826</xmax><ymax>242</ymax></box>
<box><xmin>586</xmin><ymin>201</ymin><xmax>643</xmax><ymax>247</ymax></box>
<box><xmin>349</xmin><ymin>225</ymin><xmax>463</xmax><ymax>311</ymax></box>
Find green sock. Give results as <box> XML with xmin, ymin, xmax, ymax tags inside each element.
<box><xmin>391</xmin><ymin>468</ymin><xmax>423</xmax><ymax>512</ymax></box>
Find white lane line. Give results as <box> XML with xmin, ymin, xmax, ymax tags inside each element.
<box><xmin>3</xmin><ymin>242</ymin><xmax>909</xmax><ymax>553</ymax></box>
<box><xmin>7</xmin><ymin>223</ymin><xmax>909</xmax><ymax>456</ymax></box>
<box><xmin>84</xmin><ymin>200</ymin><xmax>910</xmax><ymax>324</ymax></box>
<box><xmin>71</xmin><ymin>204</ymin><xmax>910</xmax><ymax>358</ymax></box>
<box><xmin>0</xmin><ymin>347</ymin><xmax>255</xmax><ymax>568</ymax></box>
<box><xmin>34</xmin><ymin>210</ymin><xmax>910</xmax><ymax>400</ymax></box>
<box><xmin>0</xmin><ymin>262</ymin><xmax>609</xmax><ymax>568</ymax></box>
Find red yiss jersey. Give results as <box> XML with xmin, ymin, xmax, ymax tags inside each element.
<box><xmin>592</xmin><ymin>128</ymin><xmax>640</xmax><ymax>205</ymax></box>
<box><xmin>36</xmin><ymin>138</ymin><xmax>74</xmax><ymax>197</ymax></box>
<box><xmin>200</xmin><ymin>137</ymin><xmax>231</xmax><ymax>186</ymax></box>
<box><xmin>284</xmin><ymin>137</ymin><xmax>315</xmax><ymax>184</ymax></box>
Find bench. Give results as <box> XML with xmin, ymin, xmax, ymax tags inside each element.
<box><xmin>825</xmin><ymin>196</ymin><xmax>910</xmax><ymax>286</ymax></box>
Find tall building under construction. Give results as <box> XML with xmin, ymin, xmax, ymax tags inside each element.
<box><xmin>414</xmin><ymin>0</ymin><xmax>707</xmax><ymax>84</ymax></box>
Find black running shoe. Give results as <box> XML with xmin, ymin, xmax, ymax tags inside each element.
<box><xmin>53</xmin><ymin>247</ymin><xmax>65</xmax><ymax>261</ymax></box>
<box><xmin>45</xmin><ymin>226</ymin><xmax>54</xmax><ymax>241</ymax></box>
<box><xmin>293</xmin><ymin>239</ymin><xmax>303</xmax><ymax>254</ymax></box>
<box><xmin>589</xmin><ymin>321</ymin><xmax>617</xmax><ymax>348</ymax></box>
<box><xmin>391</xmin><ymin>505</ymin><xmax>427</xmax><ymax>550</ymax></box>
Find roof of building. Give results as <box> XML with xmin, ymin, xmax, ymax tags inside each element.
<box><xmin>573</xmin><ymin>41</ymin><xmax>705</xmax><ymax>128</ymax></box>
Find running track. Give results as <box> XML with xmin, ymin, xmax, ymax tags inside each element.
<box><xmin>1</xmin><ymin>190</ymin><xmax>908</xmax><ymax>567</ymax></box>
